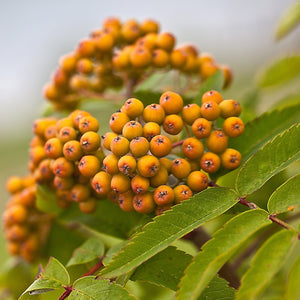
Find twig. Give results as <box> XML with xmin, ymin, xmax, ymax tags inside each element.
<box><xmin>269</xmin><ymin>214</ymin><xmax>295</xmax><ymax>230</ymax></box>
<box><xmin>238</xmin><ymin>196</ymin><xmax>257</xmax><ymax>209</ymax></box>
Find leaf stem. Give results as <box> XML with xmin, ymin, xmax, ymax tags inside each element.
<box><xmin>81</xmin><ymin>259</ymin><xmax>104</xmax><ymax>277</ymax></box>
<box><xmin>172</xmin><ymin>140</ymin><xmax>184</xmax><ymax>148</ymax></box>
<box><xmin>268</xmin><ymin>214</ymin><xmax>295</xmax><ymax>231</ymax></box>
<box><xmin>238</xmin><ymin>196</ymin><xmax>257</xmax><ymax>209</ymax></box>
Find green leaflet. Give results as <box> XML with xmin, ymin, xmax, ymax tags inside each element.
<box><xmin>258</xmin><ymin>55</ymin><xmax>300</xmax><ymax>87</ymax></box>
<box><xmin>267</xmin><ymin>173</ymin><xmax>300</xmax><ymax>214</ymax></box>
<box><xmin>236</xmin><ymin>123</ymin><xmax>300</xmax><ymax>196</ymax></box>
<box><xmin>19</xmin><ymin>257</ymin><xmax>69</xmax><ymax>299</ymax></box>
<box><xmin>131</xmin><ymin>246</ymin><xmax>193</xmax><ymax>291</ymax></box>
<box><xmin>69</xmin><ymin>276</ymin><xmax>137</xmax><ymax>300</ymax></box>
<box><xmin>229</xmin><ymin>102</ymin><xmax>300</xmax><ymax>161</ymax></box>
<box><xmin>276</xmin><ymin>2</ymin><xmax>300</xmax><ymax>40</ymax></box>
<box><xmin>98</xmin><ymin>188</ymin><xmax>238</xmax><ymax>279</ymax></box>
<box><xmin>284</xmin><ymin>255</ymin><xmax>300</xmax><ymax>300</ymax></box>
<box><xmin>67</xmin><ymin>238</ymin><xmax>105</xmax><ymax>267</ymax></box>
<box><xmin>236</xmin><ymin>229</ymin><xmax>297</xmax><ymax>300</ymax></box>
<box><xmin>176</xmin><ymin>209</ymin><xmax>271</xmax><ymax>300</ymax></box>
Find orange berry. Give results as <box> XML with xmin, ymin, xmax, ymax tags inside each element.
<box><xmin>150</xmin><ymin>166</ymin><xmax>168</xmax><ymax>187</ymax></box>
<box><xmin>133</xmin><ymin>192</ymin><xmax>156</xmax><ymax>214</ymax></box>
<box><xmin>102</xmin><ymin>132</ymin><xmax>118</xmax><ymax>151</ymax></box>
<box><xmin>137</xmin><ymin>155</ymin><xmax>160</xmax><ymax>177</ymax></box>
<box><xmin>121</xmin><ymin>19</ymin><xmax>141</xmax><ymax>43</ymax></box>
<box><xmin>122</xmin><ymin>121</ymin><xmax>143</xmax><ymax>140</ymax></box>
<box><xmin>174</xmin><ymin>185</ymin><xmax>193</xmax><ymax>204</ymax></box>
<box><xmin>38</xmin><ymin>158</ymin><xmax>54</xmax><ymax>182</ymax></box>
<box><xmin>200</xmin><ymin>61</ymin><xmax>220</xmax><ymax>80</ymax></box>
<box><xmin>77</xmin><ymin>58</ymin><xmax>94</xmax><ymax>74</ymax></box>
<box><xmin>58</xmin><ymin>126</ymin><xmax>77</xmax><ymax>143</ymax></box>
<box><xmin>71</xmin><ymin>110</ymin><xmax>92</xmax><ymax>129</ymax></box>
<box><xmin>159</xmin><ymin>157</ymin><xmax>172</xmax><ymax>173</ymax></box>
<box><xmin>200</xmin><ymin>101</ymin><xmax>221</xmax><ymax>121</ymax></box>
<box><xmin>156</xmin><ymin>32</ymin><xmax>175</xmax><ymax>52</ymax></box>
<box><xmin>170</xmin><ymin>49</ymin><xmax>187</xmax><ymax>69</ymax></box>
<box><xmin>130</xmin><ymin>137</ymin><xmax>150</xmax><ymax>157</ymax></box>
<box><xmin>219</xmin><ymin>99</ymin><xmax>241</xmax><ymax>118</ymax></box>
<box><xmin>110</xmin><ymin>112</ymin><xmax>130</xmax><ymax>134</ymax></box>
<box><xmin>29</xmin><ymin>146</ymin><xmax>47</xmax><ymax>165</ymax></box>
<box><xmin>182</xmin><ymin>104</ymin><xmax>201</xmax><ymax>125</ymax></box>
<box><xmin>202</xmin><ymin>90</ymin><xmax>223</xmax><ymax>104</ymax></box>
<box><xmin>76</xmin><ymin>38</ymin><xmax>96</xmax><ymax>57</ymax></box>
<box><xmin>59</xmin><ymin>53</ymin><xmax>78</xmax><ymax>73</ymax></box>
<box><xmin>53</xmin><ymin>176</ymin><xmax>74</xmax><ymax>190</ymax></box>
<box><xmin>191</xmin><ymin>118</ymin><xmax>212</xmax><ymax>139</ymax></box>
<box><xmin>152</xmin><ymin>49</ymin><xmax>169</xmax><ymax>68</ymax></box>
<box><xmin>182</xmin><ymin>137</ymin><xmax>204</xmax><ymax>160</ymax></box>
<box><xmin>142</xmin><ymin>104</ymin><xmax>165</xmax><ymax>124</ymax></box>
<box><xmin>159</xmin><ymin>91</ymin><xmax>183</xmax><ymax>115</ymax></box>
<box><xmin>6</xmin><ymin>176</ymin><xmax>23</xmax><ymax>194</ymax></box>
<box><xmin>121</xmin><ymin>98</ymin><xmax>144</xmax><ymax>118</ymax></box>
<box><xmin>153</xmin><ymin>185</ymin><xmax>174</xmax><ymax>206</ymax></box>
<box><xmin>63</xmin><ymin>140</ymin><xmax>83</xmax><ymax>161</ymax></box>
<box><xmin>78</xmin><ymin>116</ymin><xmax>99</xmax><ymax>133</ymax></box>
<box><xmin>200</xmin><ymin>152</ymin><xmax>221</xmax><ymax>173</ymax></box>
<box><xmin>143</xmin><ymin>122</ymin><xmax>161</xmax><ymax>141</ymax></box>
<box><xmin>171</xmin><ymin>158</ymin><xmax>191</xmax><ymax>179</ymax></box>
<box><xmin>5</xmin><ymin>204</ymin><xmax>27</xmax><ymax>223</ymax></box>
<box><xmin>111</xmin><ymin>173</ymin><xmax>131</xmax><ymax>193</ymax></box>
<box><xmin>187</xmin><ymin>171</ymin><xmax>209</xmax><ymax>192</ymax></box>
<box><xmin>78</xmin><ymin>155</ymin><xmax>100</xmax><ymax>178</ymax></box>
<box><xmin>140</xmin><ymin>19</ymin><xmax>159</xmax><ymax>34</ymax></box>
<box><xmin>131</xmin><ymin>175</ymin><xmax>150</xmax><ymax>194</ymax></box>
<box><xmin>118</xmin><ymin>155</ymin><xmax>137</xmax><ymax>175</ymax></box>
<box><xmin>110</xmin><ymin>136</ymin><xmax>130</xmax><ymax>157</ymax></box>
<box><xmin>118</xmin><ymin>190</ymin><xmax>134</xmax><ymax>212</ymax></box>
<box><xmin>52</xmin><ymin>157</ymin><xmax>74</xmax><ymax>178</ymax></box>
<box><xmin>44</xmin><ymin>138</ymin><xmax>63</xmax><ymax>159</ymax></box>
<box><xmin>91</xmin><ymin>171</ymin><xmax>112</xmax><ymax>195</ymax></box>
<box><xmin>136</xmin><ymin>33</ymin><xmax>157</xmax><ymax>50</ymax></box>
<box><xmin>80</xmin><ymin>131</ymin><xmax>101</xmax><ymax>153</ymax></box>
<box><xmin>150</xmin><ymin>135</ymin><xmax>172</xmax><ymax>157</ymax></box>
<box><xmin>206</xmin><ymin>130</ymin><xmax>228</xmax><ymax>154</ymax></box>
<box><xmin>163</xmin><ymin>114</ymin><xmax>183</xmax><ymax>135</ymax></box>
<box><xmin>130</xmin><ymin>46</ymin><xmax>152</xmax><ymax>68</ymax></box>
<box><xmin>222</xmin><ymin>117</ymin><xmax>244</xmax><ymax>138</ymax></box>
<box><xmin>79</xmin><ymin>197</ymin><xmax>98</xmax><ymax>214</ymax></box>
<box><xmin>221</xmin><ymin>148</ymin><xmax>242</xmax><ymax>170</ymax></box>
<box><xmin>155</xmin><ymin>204</ymin><xmax>172</xmax><ymax>216</ymax></box>
<box><xmin>71</xmin><ymin>184</ymin><xmax>91</xmax><ymax>202</ymax></box>
<box><xmin>220</xmin><ymin>64</ymin><xmax>233</xmax><ymax>89</ymax></box>
<box><xmin>44</xmin><ymin>124</ymin><xmax>57</xmax><ymax>140</ymax></box>
<box><xmin>56</xmin><ymin>117</ymin><xmax>74</xmax><ymax>132</ymax></box>
<box><xmin>102</xmin><ymin>154</ymin><xmax>119</xmax><ymax>175</ymax></box>
<box><xmin>94</xmin><ymin>32</ymin><xmax>115</xmax><ymax>52</ymax></box>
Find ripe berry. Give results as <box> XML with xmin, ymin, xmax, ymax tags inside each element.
<box><xmin>140</xmin><ymin>19</ymin><xmax>159</xmax><ymax>34</ymax></box>
<box><xmin>174</xmin><ymin>185</ymin><xmax>193</xmax><ymax>204</ymax></box>
<box><xmin>5</xmin><ymin>204</ymin><xmax>27</xmax><ymax>224</ymax></box>
<box><xmin>131</xmin><ymin>175</ymin><xmax>150</xmax><ymax>194</ymax></box>
<box><xmin>44</xmin><ymin>124</ymin><xmax>57</xmax><ymax>140</ymax></box>
<box><xmin>142</xmin><ymin>104</ymin><xmax>165</xmax><ymax>124</ymax></box>
<box><xmin>133</xmin><ymin>192</ymin><xmax>156</xmax><ymax>214</ymax></box>
<box><xmin>110</xmin><ymin>136</ymin><xmax>130</xmax><ymax>157</ymax></box>
<box><xmin>109</xmin><ymin>112</ymin><xmax>130</xmax><ymax>134</ymax></box>
<box><xmin>118</xmin><ymin>155</ymin><xmax>137</xmax><ymax>175</ymax></box>
<box><xmin>6</xmin><ymin>176</ymin><xmax>23</xmax><ymax>194</ymax></box>
<box><xmin>206</xmin><ymin>130</ymin><xmax>228</xmax><ymax>154</ymax></box>
<box><xmin>153</xmin><ymin>185</ymin><xmax>174</xmax><ymax>205</ymax></box>
<box><xmin>91</xmin><ymin>171</ymin><xmax>112</xmax><ymax>195</ymax></box>
<box><xmin>150</xmin><ymin>135</ymin><xmax>172</xmax><ymax>157</ymax></box>
<box><xmin>38</xmin><ymin>159</ymin><xmax>54</xmax><ymax>182</ymax></box>
<box><xmin>77</xmin><ymin>58</ymin><xmax>94</xmax><ymax>74</ymax></box>
<box><xmin>58</xmin><ymin>126</ymin><xmax>77</xmax><ymax>143</ymax></box>
<box><xmin>137</xmin><ymin>155</ymin><xmax>160</xmax><ymax>177</ymax></box>
<box><xmin>56</xmin><ymin>117</ymin><xmax>74</xmax><ymax>132</ymax></box>
<box><xmin>182</xmin><ymin>104</ymin><xmax>201</xmax><ymax>125</ymax></box>
<box><xmin>59</xmin><ymin>53</ymin><xmax>78</xmax><ymax>73</ymax></box>
<box><xmin>102</xmin><ymin>132</ymin><xmax>118</xmax><ymax>151</ymax></box>
<box><xmin>80</xmin><ymin>131</ymin><xmax>101</xmax><ymax>153</ymax></box>
<box><xmin>163</xmin><ymin>114</ymin><xmax>183</xmax><ymax>135</ymax></box>
<box><xmin>52</xmin><ymin>157</ymin><xmax>74</xmax><ymax>178</ymax></box>
<box><xmin>79</xmin><ymin>197</ymin><xmax>98</xmax><ymax>214</ymax></box>
<box><xmin>130</xmin><ymin>137</ymin><xmax>150</xmax><ymax>157</ymax></box>
<box><xmin>155</xmin><ymin>204</ymin><xmax>172</xmax><ymax>216</ymax></box>
<box><xmin>118</xmin><ymin>190</ymin><xmax>134</xmax><ymax>212</ymax></box>
<box><xmin>200</xmin><ymin>152</ymin><xmax>221</xmax><ymax>173</ymax></box>
<box><xmin>63</xmin><ymin>140</ymin><xmax>83</xmax><ymax>161</ymax></box>
<box><xmin>191</xmin><ymin>118</ymin><xmax>212</xmax><ymax>139</ymax></box>
<box><xmin>159</xmin><ymin>91</ymin><xmax>183</xmax><ymax>114</ymax></box>
<box><xmin>150</xmin><ymin>166</ymin><xmax>168</xmax><ymax>187</ymax></box>
<box><xmin>156</xmin><ymin>32</ymin><xmax>175</xmax><ymax>52</ymax></box>
<box><xmin>200</xmin><ymin>101</ymin><xmax>221</xmax><ymax>121</ymax></box>
<box><xmin>78</xmin><ymin>116</ymin><xmax>99</xmax><ymax>133</ymax></box>
<box><xmin>187</xmin><ymin>171</ymin><xmax>209</xmax><ymax>192</ymax></box>
<box><xmin>121</xmin><ymin>19</ymin><xmax>141</xmax><ymax>43</ymax></box>
<box><xmin>76</xmin><ymin>38</ymin><xmax>96</xmax><ymax>57</ymax></box>
<box><xmin>220</xmin><ymin>64</ymin><xmax>233</xmax><ymax>88</ymax></box>
<box><xmin>121</xmin><ymin>98</ymin><xmax>144</xmax><ymax>118</ymax></box>
<box><xmin>122</xmin><ymin>121</ymin><xmax>143</xmax><ymax>140</ymax></box>
<box><xmin>102</xmin><ymin>154</ymin><xmax>119</xmax><ymax>175</ymax></box>
<box><xmin>111</xmin><ymin>173</ymin><xmax>131</xmax><ymax>193</ymax></box>
<box><xmin>221</xmin><ymin>148</ymin><xmax>242</xmax><ymax>170</ymax></box>
<box><xmin>44</xmin><ymin>138</ymin><xmax>63</xmax><ymax>159</ymax></box>
<box><xmin>71</xmin><ymin>110</ymin><xmax>92</xmax><ymax>129</ymax></box>
<box><xmin>171</xmin><ymin>158</ymin><xmax>191</xmax><ymax>179</ymax></box>
<box><xmin>130</xmin><ymin>46</ymin><xmax>152</xmax><ymax>68</ymax></box>
<box><xmin>222</xmin><ymin>117</ymin><xmax>244</xmax><ymax>138</ymax></box>
<box><xmin>71</xmin><ymin>184</ymin><xmax>91</xmax><ymax>202</ymax></box>
<box><xmin>152</xmin><ymin>49</ymin><xmax>169</xmax><ymax>68</ymax></box>
<box><xmin>200</xmin><ymin>61</ymin><xmax>220</xmax><ymax>80</ymax></box>
<box><xmin>202</xmin><ymin>90</ymin><xmax>223</xmax><ymax>104</ymax></box>
<box><xmin>94</xmin><ymin>32</ymin><xmax>115</xmax><ymax>52</ymax></box>
<box><xmin>182</xmin><ymin>137</ymin><xmax>204</xmax><ymax>160</ymax></box>
<box><xmin>53</xmin><ymin>176</ymin><xmax>74</xmax><ymax>190</ymax></box>
<box><xmin>170</xmin><ymin>49</ymin><xmax>187</xmax><ymax>69</ymax></box>
<box><xmin>143</xmin><ymin>122</ymin><xmax>161</xmax><ymax>141</ymax></box>
<box><xmin>78</xmin><ymin>155</ymin><xmax>101</xmax><ymax>178</ymax></box>
<box><xmin>219</xmin><ymin>99</ymin><xmax>241</xmax><ymax>118</ymax></box>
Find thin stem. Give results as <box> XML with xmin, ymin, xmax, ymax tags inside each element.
<box><xmin>183</xmin><ymin>123</ymin><xmax>192</xmax><ymax>137</ymax></box>
<box><xmin>269</xmin><ymin>214</ymin><xmax>295</xmax><ymax>231</ymax></box>
<box><xmin>125</xmin><ymin>77</ymin><xmax>137</xmax><ymax>98</ymax></box>
<box><xmin>172</xmin><ymin>140</ymin><xmax>184</xmax><ymax>148</ymax></box>
<box><xmin>208</xmin><ymin>181</ymin><xmax>220</xmax><ymax>187</ymax></box>
<box><xmin>59</xmin><ymin>286</ymin><xmax>73</xmax><ymax>300</ymax></box>
<box><xmin>81</xmin><ymin>259</ymin><xmax>104</xmax><ymax>277</ymax></box>
<box><xmin>238</xmin><ymin>196</ymin><xmax>257</xmax><ymax>209</ymax></box>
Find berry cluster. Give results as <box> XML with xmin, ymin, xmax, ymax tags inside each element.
<box><xmin>43</xmin><ymin>17</ymin><xmax>232</xmax><ymax>110</ymax></box>
<box><xmin>3</xmin><ymin>175</ymin><xmax>52</xmax><ymax>261</ymax></box>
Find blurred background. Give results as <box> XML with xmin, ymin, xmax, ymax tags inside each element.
<box><xmin>0</xmin><ymin>0</ymin><xmax>299</xmax><ymax>269</ymax></box>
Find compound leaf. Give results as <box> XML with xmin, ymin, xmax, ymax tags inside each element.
<box><xmin>131</xmin><ymin>246</ymin><xmax>192</xmax><ymax>291</ymax></box>
<box><xmin>19</xmin><ymin>257</ymin><xmax>69</xmax><ymax>299</ymax></box>
<box><xmin>67</xmin><ymin>238</ymin><xmax>105</xmax><ymax>267</ymax></box>
<box><xmin>236</xmin><ymin>123</ymin><xmax>300</xmax><ymax>196</ymax></box>
<box><xmin>276</xmin><ymin>2</ymin><xmax>300</xmax><ymax>40</ymax></box>
<box><xmin>229</xmin><ymin>102</ymin><xmax>300</xmax><ymax>161</ymax></box>
<box><xmin>236</xmin><ymin>229</ymin><xmax>297</xmax><ymax>300</ymax></box>
<box><xmin>99</xmin><ymin>188</ymin><xmax>238</xmax><ymax>279</ymax></box>
<box><xmin>176</xmin><ymin>209</ymin><xmax>271</xmax><ymax>300</ymax></box>
<box><xmin>69</xmin><ymin>276</ymin><xmax>136</xmax><ymax>300</ymax></box>
<box><xmin>258</xmin><ymin>55</ymin><xmax>300</xmax><ymax>88</ymax></box>
<box><xmin>284</xmin><ymin>255</ymin><xmax>300</xmax><ymax>300</ymax></box>
<box><xmin>267</xmin><ymin>173</ymin><xmax>300</xmax><ymax>214</ymax></box>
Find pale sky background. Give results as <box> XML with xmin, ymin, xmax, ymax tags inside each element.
<box><xmin>0</xmin><ymin>0</ymin><xmax>299</xmax><ymax>141</ymax></box>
